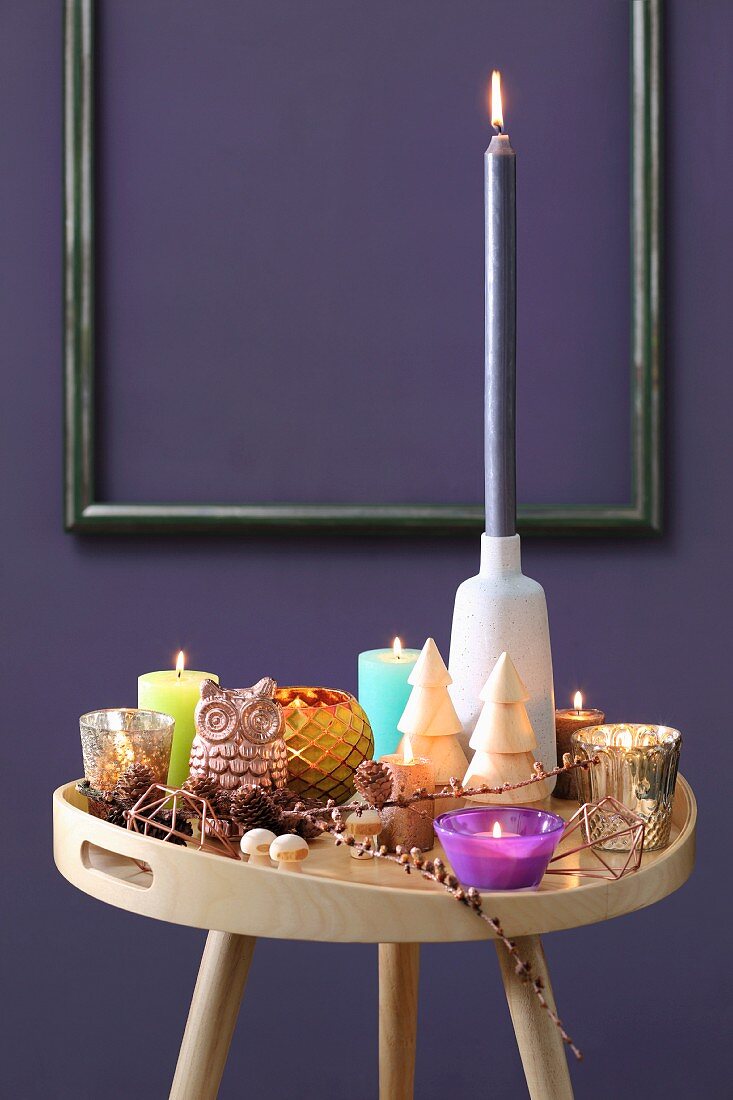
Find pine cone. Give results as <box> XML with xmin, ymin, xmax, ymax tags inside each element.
<box><xmin>105</xmin><ymin>805</ymin><xmax>128</xmax><ymax>829</ymax></box>
<box><xmin>215</xmin><ymin>789</ymin><xmax>233</xmax><ymax>819</ymax></box>
<box><xmin>183</xmin><ymin>774</ymin><xmax>230</xmax><ymax>817</ymax></box>
<box><xmin>270</xmin><ymin>787</ymin><xmax>300</xmax><ymax>812</ymax></box>
<box><xmin>132</xmin><ymin>808</ymin><xmax>194</xmax><ymax>846</ymax></box>
<box><xmin>279</xmin><ymin>811</ymin><xmax>323</xmax><ymax>840</ymax></box>
<box><xmin>114</xmin><ymin>763</ymin><xmax>157</xmax><ymax>810</ymax></box>
<box><xmin>354</xmin><ymin>760</ymin><xmax>394</xmax><ymax>809</ymax></box>
<box><xmin>158</xmin><ymin>810</ymin><xmax>193</xmax><ymax>846</ymax></box>
<box><xmin>230</xmin><ymin>786</ymin><xmax>280</xmax><ymax>833</ymax></box>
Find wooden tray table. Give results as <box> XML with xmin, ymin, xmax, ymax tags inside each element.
<box><xmin>53</xmin><ymin>776</ymin><xmax>696</xmax><ymax>1100</ymax></box>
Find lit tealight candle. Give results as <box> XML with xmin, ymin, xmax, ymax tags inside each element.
<box><xmin>554</xmin><ymin>691</ymin><xmax>605</xmax><ymax>800</ymax></box>
<box><xmin>378</xmin><ymin>743</ymin><xmax>435</xmax><ymax>853</ymax></box>
<box><xmin>433</xmin><ymin>805</ymin><xmax>565</xmax><ymax>890</ymax></box>
<box><xmin>475</xmin><ymin>821</ymin><xmax>519</xmax><ymax>839</ymax></box>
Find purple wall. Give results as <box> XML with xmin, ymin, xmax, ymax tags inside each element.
<box><xmin>2</xmin><ymin>2</ymin><xmax>731</xmax><ymax>1096</ymax></box>
<box><xmin>95</xmin><ymin>0</ymin><xmax>630</xmax><ymax>509</ymax></box>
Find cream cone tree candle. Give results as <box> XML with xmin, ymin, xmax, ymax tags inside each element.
<box><xmin>463</xmin><ymin>651</ymin><xmax>550</xmax><ymax>804</ymax></box>
<box><xmin>396</xmin><ymin>638</ymin><xmax>468</xmax><ymax>785</ymax></box>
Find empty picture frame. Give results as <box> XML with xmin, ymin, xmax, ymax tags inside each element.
<box><xmin>64</xmin><ymin>0</ymin><xmax>662</xmax><ymax>535</ymax></box>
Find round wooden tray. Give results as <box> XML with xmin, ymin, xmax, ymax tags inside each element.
<box><xmin>53</xmin><ymin>777</ymin><xmax>696</xmax><ymax>943</ymax></box>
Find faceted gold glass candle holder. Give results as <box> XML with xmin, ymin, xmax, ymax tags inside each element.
<box><xmin>572</xmin><ymin>724</ymin><xmax>681</xmax><ymax>851</ymax></box>
<box><xmin>276</xmin><ymin>687</ymin><xmax>374</xmax><ymax>802</ymax></box>
<box><xmin>79</xmin><ymin>708</ymin><xmax>175</xmax><ymax>796</ymax></box>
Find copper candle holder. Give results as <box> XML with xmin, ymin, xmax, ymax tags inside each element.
<box><xmin>378</xmin><ymin>754</ymin><xmax>435</xmax><ymax>852</ymax></box>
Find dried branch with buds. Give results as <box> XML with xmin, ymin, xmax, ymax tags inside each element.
<box><xmin>300</xmin><ymin>753</ymin><xmax>599</xmax><ymax>820</ymax></box>
<box><xmin>326</xmin><ymin>809</ymin><xmax>583</xmax><ymax>1061</ymax></box>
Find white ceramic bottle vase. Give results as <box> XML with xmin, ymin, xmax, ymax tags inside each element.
<box><xmin>448</xmin><ymin>534</ymin><xmax>556</xmax><ymax>791</ymax></box>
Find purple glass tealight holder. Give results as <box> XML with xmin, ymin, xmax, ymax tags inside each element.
<box><xmin>434</xmin><ymin>805</ymin><xmax>565</xmax><ymax>890</ymax></box>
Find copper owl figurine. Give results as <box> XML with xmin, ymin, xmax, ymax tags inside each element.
<box><xmin>188</xmin><ymin>677</ymin><xmax>288</xmax><ymax>793</ymax></box>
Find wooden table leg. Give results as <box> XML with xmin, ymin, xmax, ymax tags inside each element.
<box><xmin>378</xmin><ymin>942</ymin><xmax>420</xmax><ymax>1100</ymax></box>
<box><xmin>170</xmin><ymin>931</ymin><xmax>256</xmax><ymax>1100</ymax></box>
<box><xmin>494</xmin><ymin>934</ymin><xmax>573</xmax><ymax>1100</ymax></box>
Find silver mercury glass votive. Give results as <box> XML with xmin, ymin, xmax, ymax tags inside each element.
<box><xmin>571</xmin><ymin>724</ymin><xmax>682</xmax><ymax>851</ymax></box>
<box><xmin>79</xmin><ymin>708</ymin><xmax>175</xmax><ymax>800</ymax></box>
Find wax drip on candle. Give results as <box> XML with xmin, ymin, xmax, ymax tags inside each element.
<box><xmin>491</xmin><ymin>69</ymin><xmax>504</xmax><ymax>133</ymax></box>
<box><xmin>176</xmin><ymin>650</ymin><xmax>185</xmax><ymax>681</ymax></box>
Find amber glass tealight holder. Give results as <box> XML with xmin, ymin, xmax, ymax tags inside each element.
<box><xmin>276</xmin><ymin>687</ymin><xmax>374</xmax><ymax>802</ymax></box>
<box><xmin>79</xmin><ymin>709</ymin><xmax>175</xmax><ymax>810</ymax></box>
<box><xmin>572</xmin><ymin>724</ymin><xmax>681</xmax><ymax>851</ymax></box>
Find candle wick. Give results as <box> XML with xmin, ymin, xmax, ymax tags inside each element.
<box><xmin>493</xmin><ymin>123</ymin><xmax>503</xmax><ymax>135</ymax></box>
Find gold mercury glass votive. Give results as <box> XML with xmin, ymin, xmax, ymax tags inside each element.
<box><xmin>79</xmin><ymin>708</ymin><xmax>175</xmax><ymax>815</ymax></box>
<box><xmin>276</xmin><ymin>687</ymin><xmax>374</xmax><ymax>802</ymax></box>
<box><xmin>572</xmin><ymin>724</ymin><xmax>682</xmax><ymax>851</ymax></box>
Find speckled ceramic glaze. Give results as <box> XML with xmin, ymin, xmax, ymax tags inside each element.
<box><xmin>448</xmin><ymin>535</ymin><xmax>556</xmax><ymax>790</ymax></box>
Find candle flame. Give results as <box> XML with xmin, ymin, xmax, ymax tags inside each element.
<box><xmin>176</xmin><ymin>650</ymin><xmax>185</xmax><ymax>679</ymax></box>
<box><xmin>393</xmin><ymin>636</ymin><xmax>403</xmax><ymax>659</ymax></box>
<box><xmin>573</xmin><ymin>690</ymin><xmax>583</xmax><ymax>711</ymax></box>
<box><xmin>492</xmin><ymin>821</ymin><xmax>502</xmax><ymax>839</ymax></box>
<box><xmin>491</xmin><ymin>70</ymin><xmax>504</xmax><ymax>130</ymax></box>
<box><xmin>403</xmin><ymin>733</ymin><xmax>414</xmax><ymax>765</ymax></box>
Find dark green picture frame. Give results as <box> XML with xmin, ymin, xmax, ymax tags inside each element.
<box><xmin>64</xmin><ymin>0</ymin><xmax>663</xmax><ymax>536</ymax></box>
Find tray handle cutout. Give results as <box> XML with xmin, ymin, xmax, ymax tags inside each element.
<box><xmin>81</xmin><ymin>840</ymin><xmax>154</xmax><ymax>890</ymax></box>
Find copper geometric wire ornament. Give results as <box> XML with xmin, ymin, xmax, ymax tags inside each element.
<box><xmin>126</xmin><ymin>783</ymin><xmax>241</xmax><ymax>860</ymax></box>
<box><xmin>546</xmin><ymin>797</ymin><xmax>645</xmax><ymax>880</ymax></box>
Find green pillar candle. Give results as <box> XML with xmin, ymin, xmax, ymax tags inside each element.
<box><xmin>358</xmin><ymin>639</ymin><xmax>420</xmax><ymax>759</ymax></box>
<box><xmin>138</xmin><ymin>655</ymin><xmax>219</xmax><ymax>789</ymax></box>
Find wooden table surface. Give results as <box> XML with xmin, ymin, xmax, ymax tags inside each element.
<box><xmin>53</xmin><ymin>776</ymin><xmax>696</xmax><ymax>942</ymax></box>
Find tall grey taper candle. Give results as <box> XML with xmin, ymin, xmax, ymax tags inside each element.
<box><xmin>484</xmin><ymin>120</ymin><xmax>516</xmax><ymax>536</ymax></box>
<box><xmin>449</xmin><ymin>75</ymin><xmax>555</xmax><ymax>782</ymax></box>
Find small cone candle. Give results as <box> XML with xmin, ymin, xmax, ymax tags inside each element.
<box><xmin>396</xmin><ymin>638</ymin><xmax>468</xmax><ymax>784</ymax></box>
<box><xmin>463</xmin><ymin>652</ymin><xmax>550</xmax><ymax>804</ymax></box>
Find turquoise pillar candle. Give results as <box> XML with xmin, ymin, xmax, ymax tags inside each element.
<box><xmin>358</xmin><ymin>639</ymin><xmax>420</xmax><ymax>759</ymax></box>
